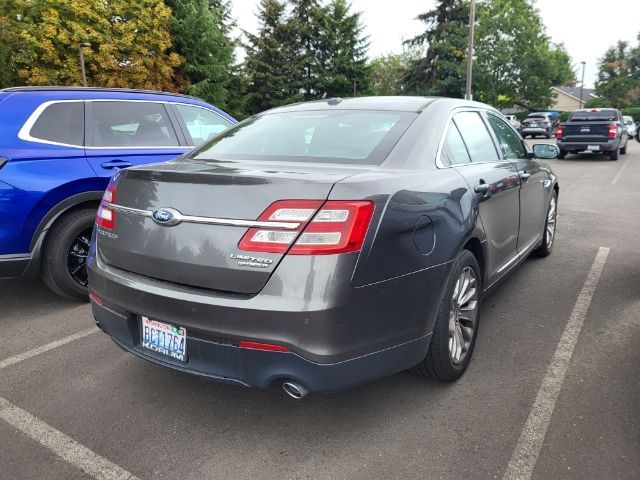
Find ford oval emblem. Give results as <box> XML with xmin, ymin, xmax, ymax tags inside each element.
<box><xmin>152</xmin><ymin>208</ymin><xmax>181</xmax><ymax>226</ymax></box>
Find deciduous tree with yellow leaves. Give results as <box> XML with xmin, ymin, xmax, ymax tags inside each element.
<box><xmin>1</xmin><ymin>0</ymin><xmax>185</xmax><ymax>90</ymax></box>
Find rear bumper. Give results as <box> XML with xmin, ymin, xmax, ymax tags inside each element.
<box><xmin>557</xmin><ymin>140</ymin><xmax>619</xmax><ymax>152</ymax></box>
<box><xmin>521</xmin><ymin>127</ymin><xmax>550</xmax><ymax>134</ymax></box>
<box><xmin>93</xmin><ymin>302</ymin><xmax>430</xmax><ymax>392</ymax></box>
<box><xmin>88</xmin><ymin>246</ymin><xmax>449</xmax><ymax>392</ymax></box>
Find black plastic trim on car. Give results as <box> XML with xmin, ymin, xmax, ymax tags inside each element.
<box><xmin>0</xmin><ymin>157</ymin><xmax>8</xmax><ymax>170</ymax></box>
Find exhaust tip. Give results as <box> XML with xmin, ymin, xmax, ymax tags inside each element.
<box><xmin>282</xmin><ymin>381</ymin><xmax>309</xmax><ymax>399</ymax></box>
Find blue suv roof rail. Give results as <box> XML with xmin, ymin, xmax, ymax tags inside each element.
<box><xmin>0</xmin><ymin>86</ymin><xmax>201</xmax><ymax>101</ymax></box>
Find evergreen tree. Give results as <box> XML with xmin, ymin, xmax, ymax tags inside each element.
<box><xmin>289</xmin><ymin>0</ymin><xmax>324</xmax><ymax>100</ymax></box>
<box><xmin>316</xmin><ymin>0</ymin><xmax>369</xmax><ymax>98</ymax></box>
<box><xmin>404</xmin><ymin>0</ymin><xmax>469</xmax><ymax>97</ymax></box>
<box><xmin>166</xmin><ymin>0</ymin><xmax>235</xmax><ymax>106</ymax></box>
<box><xmin>243</xmin><ymin>0</ymin><xmax>301</xmax><ymax>115</ymax></box>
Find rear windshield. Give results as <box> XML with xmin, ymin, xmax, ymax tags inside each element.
<box><xmin>569</xmin><ymin>110</ymin><xmax>617</xmax><ymax>122</ymax></box>
<box><xmin>189</xmin><ymin>110</ymin><xmax>417</xmax><ymax>165</ymax></box>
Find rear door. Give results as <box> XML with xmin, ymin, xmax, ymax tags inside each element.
<box><xmin>485</xmin><ymin>112</ymin><xmax>546</xmax><ymax>251</ymax></box>
<box><xmin>84</xmin><ymin>100</ymin><xmax>190</xmax><ymax>181</ymax></box>
<box><xmin>446</xmin><ymin>110</ymin><xmax>521</xmax><ymax>283</ymax></box>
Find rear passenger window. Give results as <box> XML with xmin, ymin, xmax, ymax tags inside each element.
<box><xmin>453</xmin><ymin>112</ymin><xmax>500</xmax><ymax>163</ymax></box>
<box><xmin>175</xmin><ymin>104</ymin><xmax>233</xmax><ymax>145</ymax></box>
<box><xmin>441</xmin><ymin>122</ymin><xmax>471</xmax><ymax>165</ymax></box>
<box><xmin>486</xmin><ymin>113</ymin><xmax>527</xmax><ymax>160</ymax></box>
<box><xmin>89</xmin><ymin>101</ymin><xmax>179</xmax><ymax>147</ymax></box>
<box><xmin>29</xmin><ymin>102</ymin><xmax>84</xmax><ymax>146</ymax></box>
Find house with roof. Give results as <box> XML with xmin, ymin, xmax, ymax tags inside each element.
<box><xmin>551</xmin><ymin>86</ymin><xmax>597</xmax><ymax>111</ymax></box>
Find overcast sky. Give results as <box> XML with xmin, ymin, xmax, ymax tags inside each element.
<box><xmin>231</xmin><ymin>0</ymin><xmax>640</xmax><ymax>89</ymax></box>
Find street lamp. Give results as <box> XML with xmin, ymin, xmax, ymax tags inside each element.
<box><xmin>78</xmin><ymin>42</ymin><xmax>91</xmax><ymax>87</ymax></box>
<box><xmin>579</xmin><ymin>61</ymin><xmax>586</xmax><ymax>109</ymax></box>
<box><xmin>465</xmin><ymin>0</ymin><xmax>477</xmax><ymax>100</ymax></box>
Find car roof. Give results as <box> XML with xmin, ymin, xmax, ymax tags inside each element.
<box><xmin>0</xmin><ymin>86</ymin><xmax>199</xmax><ymax>100</ymax></box>
<box><xmin>260</xmin><ymin>96</ymin><xmax>501</xmax><ymax>115</ymax></box>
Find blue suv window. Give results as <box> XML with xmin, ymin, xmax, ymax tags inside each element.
<box><xmin>29</xmin><ymin>102</ymin><xmax>84</xmax><ymax>146</ymax></box>
<box><xmin>89</xmin><ymin>101</ymin><xmax>179</xmax><ymax>147</ymax></box>
<box><xmin>174</xmin><ymin>104</ymin><xmax>233</xmax><ymax>145</ymax></box>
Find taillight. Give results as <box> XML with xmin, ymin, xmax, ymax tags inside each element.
<box><xmin>96</xmin><ymin>182</ymin><xmax>117</xmax><ymax>230</ymax></box>
<box><xmin>556</xmin><ymin>125</ymin><xmax>564</xmax><ymax>139</ymax></box>
<box><xmin>608</xmin><ymin>123</ymin><xmax>617</xmax><ymax>138</ymax></box>
<box><xmin>238</xmin><ymin>199</ymin><xmax>375</xmax><ymax>255</ymax></box>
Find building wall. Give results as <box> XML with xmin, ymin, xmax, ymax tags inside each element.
<box><xmin>552</xmin><ymin>91</ymin><xmax>581</xmax><ymax>111</ymax></box>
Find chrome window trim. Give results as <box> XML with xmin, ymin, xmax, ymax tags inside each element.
<box><xmin>435</xmin><ymin>107</ymin><xmax>509</xmax><ymax>169</ymax></box>
<box><xmin>18</xmin><ymin>98</ymin><xmax>231</xmax><ymax>150</ymax></box>
<box><xmin>18</xmin><ymin>100</ymin><xmax>85</xmax><ymax>148</ymax></box>
<box><xmin>106</xmin><ymin>203</ymin><xmax>301</xmax><ymax>230</ymax></box>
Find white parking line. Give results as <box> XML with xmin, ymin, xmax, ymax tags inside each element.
<box><xmin>502</xmin><ymin>247</ymin><xmax>610</xmax><ymax>480</ymax></box>
<box><xmin>0</xmin><ymin>327</ymin><xmax>99</xmax><ymax>370</ymax></box>
<box><xmin>0</xmin><ymin>396</ymin><xmax>139</xmax><ymax>480</ymax></box>
<box><xmin>611</xmin><ymin>158</ymin><xmax>630</xmax><ymax>184</ymax></box>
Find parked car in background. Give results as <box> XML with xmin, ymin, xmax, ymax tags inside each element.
<box><xmin>623</xmin><ymin>115</ymin><xmax>637</xmax><ymax>139</ymax></box>
<box><xmin>556</xmin><ymin>108</ymin><xmax>628</xmax><ymax>160</ymax></box>
<box><xmin>504</xmin><ymin>114</ymin><xmax>521</xmax><ymax>131</ymax></box>
<box><xmin>0</xmin><ymin>87</ymin><xmax>236</xmax><ymax>300</ymax></box>
<box><xmin>520</xmin><ymin>112</ymin><xmax>554</xmax><ymax>138</ymax></box>
<box><xmin>88</xmin><ymin>96</ymin><xmax>559</xmax><ymax>396</ymax></box>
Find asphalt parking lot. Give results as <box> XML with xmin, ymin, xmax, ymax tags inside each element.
<box><xmin>2</xmin><ymin>140</ymin><xmax>640</xmax><ymax>480</ymax></box>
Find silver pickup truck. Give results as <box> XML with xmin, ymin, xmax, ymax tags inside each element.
<box><xmin>556</xmin><ymin>108</ymin><xmax>629</xmax><ymax>160</ymax></box>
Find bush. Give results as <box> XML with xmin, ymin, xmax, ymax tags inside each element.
<box><xmin>559</xmin><ymin>111</ymin><xmax>571</xmax><ymax>122</ymax></box>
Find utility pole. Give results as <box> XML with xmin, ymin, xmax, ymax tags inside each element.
<box><xmin>78</xmin><ymin>42</ymin><xmax>91</xmax><ymax>87</ymax></box>
<box><xmin>353</xmin><ymin>79</ymin><xmax>357</xmax><ymax>97</ymax></box>
<box><xmin>464</xmin><ymin>0</ymin><xmax>477</xmax><ymax>100</ymax></box>
<box><xmin>579</xmin><ymin>61</ymin><xmax>586</xmax><ymax>108</ymax></box>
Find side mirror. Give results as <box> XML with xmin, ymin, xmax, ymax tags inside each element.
<box><xmin>532</xmin><ymin>143</ymin><xmax>559</xmax><ymax>159</ymax></box>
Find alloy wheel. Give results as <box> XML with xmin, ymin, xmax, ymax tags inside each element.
<box><xmin>448</xmin><ymin>266</ymin><xmax>479</xmax><ymax>365</ymax></box>
<box><xmin>546</xmin><ymin>196</ymin><xmax>557</xmax><ymax>249</ymax></box>
<box><xmin>67</xmin><ymin>228</ymin><xmax>92</xmax><ymax>287</ymax></box>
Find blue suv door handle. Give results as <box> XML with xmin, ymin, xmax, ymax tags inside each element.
<box><xmin>100</xmin><ymin>159</ymin><xmax>133</xmax><ymax>170</ymax></box>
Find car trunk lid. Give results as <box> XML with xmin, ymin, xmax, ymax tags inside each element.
<box><xmin>96</xmin><ymin>160</ymin><xmax>362</xmax><ymax>294</ymax></box>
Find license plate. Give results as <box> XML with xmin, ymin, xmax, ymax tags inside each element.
<box><xmin>141</xmin><ymin>316</ymin><xmax>187</xmax><ymax>362</ymax></box>
<box><xmin>588</xmin><ymin>145</ymin><xmax>600</xmax><ymax>151</ymax></box>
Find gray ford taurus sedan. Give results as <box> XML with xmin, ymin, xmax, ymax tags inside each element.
<box><xmin>87</xmin><ymin>96</ymin><xmax>559</xmax><ymax>398</ymax></box>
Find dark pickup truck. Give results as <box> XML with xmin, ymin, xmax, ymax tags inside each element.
<box><xmin>556</xmin><ymin>108</ymin><xmax>629</xmax><ymax>160</ymax></box>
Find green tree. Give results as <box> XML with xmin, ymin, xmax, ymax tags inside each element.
<box><xmin>315</xmin><ymin>0</ymin><xmax>369</xmax><ymax>98</ymax></box>
<box><xmin>166</xmin><ymin>0</ymin><xmax>235</xmax><ymax>106</ymax></box>
<box><xmin>369</xmin><ymin>53</ymin><xmax>411</xmax><ymax>96</ymax></box>
<box><xmin>591</xmin><ymin>39</ymin><xmax>640</xmax><ymax>108</ymax></box>
<box><xmin>289</xmin><ymin>0</ymin><xmax>324</xmax><ymax>100</ymax></box>
<box><xmin>3</xmin><ymin>0</ymin><xmax>183</xmax><ymax>89</ymax></box>
<box><xmin>243</xmin><ymin>0</ymin><xmax>301</xmax><ymax>115</ymax></box>
<box><xmin>473</xmin><ymin>0</ymin><xmax>574</xmax><ymax>108</ymax></box>
<box><xmin>404</xmin><ymin>0</ymin><xmax>469</xmax><ymax>97</ymax></box>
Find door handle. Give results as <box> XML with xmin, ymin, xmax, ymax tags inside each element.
<box><xmin>520</xmin><ymin>171</ymin><xmax>532</xmax><ymax>181</ymax></box>
<box><xmin>100</xmin><ymin>160</ymin><xmax>133</xmax><ymax>169</ymax></box>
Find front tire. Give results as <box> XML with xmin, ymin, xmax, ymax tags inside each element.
<box><xmin>533</xmin><ymin>191</ymin><xmax>557</xmax><ymax>257</ymax></box>
<box><xmin>620</xmin><ymin>143</ymin><xmax>627</xmax><ymax>155</ymax></box>
<box><xmin>41</xmin><ymin>208</ymin><xmax>96</xmax><ymax>301</ymax></box>
<box><xmin>413</xmin><ymin>250</ymin><xmax>482</xmax><ymax>381</ymax></box>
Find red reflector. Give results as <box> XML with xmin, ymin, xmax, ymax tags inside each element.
<box><xmin>239</xmin><ymin>341</ymin><xmax>289</xmax><ymax>352</ymax></box>
<box><xmin>556</xmin><ymin>125</ymin><xmax>564</xmax><ymax>139</ymax></box>
<box><xmin>89</xmin><ymin>292</ymin><xmax>103</xmax><ymax>306</ymax></box>
<box><xmin>96</xmin><ymin>182</ymin><xmax>117</xmax><ymax>230</ymax></box>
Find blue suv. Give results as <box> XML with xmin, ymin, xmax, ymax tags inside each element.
<box><xmin>0</xmin><ymin>87</ymin><xmax>236</xmax><ymax>299</ymax></box>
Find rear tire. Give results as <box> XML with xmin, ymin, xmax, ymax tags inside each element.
<box><xmin>557</xmin><ymin>150</ymin><xmax>566</xmax><ymax>159</ymax></box>
<box><xmin>413</xmin><ymin>250</ymin><xmax>482</xmax><ymax>382</ymax></box>
<box><xmin>41</xmin><ymin>208</ymin><xmax>96</xmax><ymax>301</ymax></box>
<box><xmin>609</xmin><ymin>149</ymin><xmax>619</xmax><ymax>160</ymax></box>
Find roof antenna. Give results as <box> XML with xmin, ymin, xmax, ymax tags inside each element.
<box><xmin>327</xmin><ymin>98</ymin><xmax>342</xmax><ymax>106</ymax></box>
